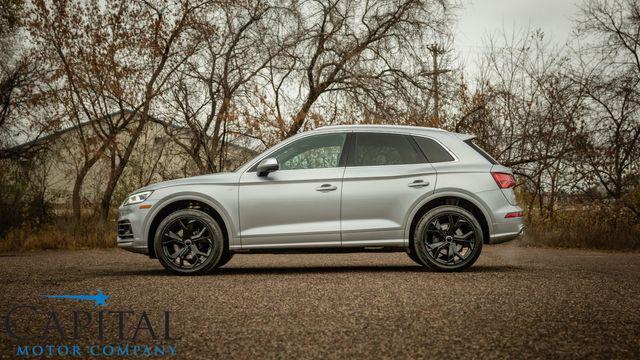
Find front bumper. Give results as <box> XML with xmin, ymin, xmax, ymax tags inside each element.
<box><xmin>116</xmin><ymin>204</ymin><xmax>151</xmax><ymax>254</ymax></box>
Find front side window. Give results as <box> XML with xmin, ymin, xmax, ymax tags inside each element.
<box><xmin>348</xmin><ymin>133</ymin><xmax>425</xmax><ymax>166</ymax></box>
<box><xmin>267</xmin><ymin>133</ymin><xmax>347</xmax><ymax>170</ymax></box>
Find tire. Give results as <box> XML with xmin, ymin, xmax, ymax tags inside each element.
<box><xmin>154</xmin><ymin>209</ymin><xmax>225</xmax><ymax>275</ymax></box>
<box><xmin>215</xmin><ymin>251</ymin><xmax>234</xmax><ymax>268</ymax></box>
<box><xmin>412</xmin><ymin>205</ymin><xmax>483</xmax><ymax>272</ymax></box>
<box><xmin>406</xmin><ymin>247</ymin><xmax>424</xmax><ymax>266</ymax></box>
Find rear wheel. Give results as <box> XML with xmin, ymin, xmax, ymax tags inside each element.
<box><xmin>154</xmin><ymin>209</ymin><xmax>225</xmax><ymax>275</ymax></box>
<box><xmin>412</xmin><ymin>205</ymin><xmax>483</xmax><ymax>271</ymax></box>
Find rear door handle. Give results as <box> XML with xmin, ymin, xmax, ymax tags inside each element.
<box><xmin>316</xmin><ymin>184</ymin><xmax>338</xmax><ymax>192</ymax></box>
<box><xmin>408</xmin><ymin>179</ymin><xmax>430</xmax><ymax>188</ymax></box>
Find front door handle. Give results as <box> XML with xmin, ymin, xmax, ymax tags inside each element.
<box><xmin>408</xmin><ymin>179</ymin><xmax>430</xmax><ymax>188</ymax></box>
<box><xmin>316</xmin><ymin>184</ymin><xmax>338</xmax><ymax>192</ymax></box>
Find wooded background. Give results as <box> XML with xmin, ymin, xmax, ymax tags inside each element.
<box><xmin>1</xmin><ymin>0</ymin><xmax>638</xmax><ymax>250</ymax></box>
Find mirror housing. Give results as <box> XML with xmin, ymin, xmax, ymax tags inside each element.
<box><xmin>256</xmin><ymin>157</ymin><xmax>279</xmax><ymax>176</ymax></box>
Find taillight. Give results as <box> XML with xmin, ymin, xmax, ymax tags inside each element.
<box><xmin>491</xmin><ymin>172</ymin><xmax>516</xmax><ymax>189</ymax></box>
<box><xmin>505</xmin><ymin>211</ymin><xmax>524</xmax><ymax>218</ymax></box>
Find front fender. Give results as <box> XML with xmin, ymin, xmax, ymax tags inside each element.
<box><xmin>142</xmin><ymin>190</ymin><xmax>239</xmax><ymax>252</ymax></box>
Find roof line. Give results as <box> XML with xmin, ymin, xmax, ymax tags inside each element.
<box><xmin>315</xmin><ymin>124</ymin><xmax>448</xmax><ymax>132</ymax></box>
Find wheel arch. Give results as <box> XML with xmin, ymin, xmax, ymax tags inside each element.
<box><xmin>405</xmin><ymin>191</ymin><xmax>493</xmax><ymax>247</ymax></box>
<box><xmin>144</xmin><ymin>193</ymin><xmax>233</xmax><ymax>259</ymax></box>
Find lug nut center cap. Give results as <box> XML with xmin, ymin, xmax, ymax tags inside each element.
<box><xmin>185</xmin><ymin>240</ymin><xmax>192</xmax><ymax>246</ymax></box>
<box><xmin>445</xmin><ymin>236</ymin><xmax>453</xmax><ymax>242</ymax></box>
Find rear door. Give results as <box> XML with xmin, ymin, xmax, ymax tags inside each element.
<box><xmin>340</xmin><ymin>132</ymin><xmax>437</xmax><ymax>247</ymax></box>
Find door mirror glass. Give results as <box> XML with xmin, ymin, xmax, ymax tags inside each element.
<box><xmin>257</xmin><ymin>157</ymin><xmax>279</xmax><ymax>176</ymax></box>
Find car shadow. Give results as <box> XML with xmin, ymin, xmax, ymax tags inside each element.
<box><xmin>98</xmin><ymin>264</ymin><xmax>522</xmax><ymax>277</ymax></box>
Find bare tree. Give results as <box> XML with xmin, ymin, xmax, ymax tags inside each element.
<box><xmin>454</xmin><ymin>29</ymin><xmax>584</xmax><ymax>218</ymax></box>
<box><xmin>573</xmin><ymin>0</ymin><xmax>640</xmax><ymax>217</ymax></box>
<box><xmin>159</xmin><ymin>0</ymin><xmax>286</xmax><ymax>174</ymax></box>
<box><xmin>256</xmin><ymin>0</ymin><xmax>453</xmax><ymax>140</ymax></box>
<box><xmin>29</xmin><ymin>0</ymin><xmax>207</xmax><ymax>220</ymax></box>
<box><xmin>572</xmin><ymin>73</ymin><xmax>640</xmax><ymax>214</ymax></box>
<box><xmin>0</xmin><ymin>0</ymin><xmax>52</xmax><ymax>159</ymax></box>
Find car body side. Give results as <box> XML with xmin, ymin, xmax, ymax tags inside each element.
<box><xmin>117</xmin><ymin>126</ymin><xmax>524</xmax><ymax>256</ymax></box>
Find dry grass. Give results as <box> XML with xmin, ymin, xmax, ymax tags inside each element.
<box><xmin>0</xmin><ymin>216</ymin><xmax>115</xmax><ymax>252</ymax></box>
<box><xmin>1</xmin><ymin>206</ymin><xmax>639</xmax><ymax>252</ymax></box>
<box><xmin>521</xmin><ymin>205</ymin><xmax>640</xmax><ymax>251</ymax></box>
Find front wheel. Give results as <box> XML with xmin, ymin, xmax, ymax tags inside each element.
<box><xmin>412</xmin><ymin>205</ymin><xmax>483</xmax><ymax>271</ymax></box>
<box><xmin>215</xmin><ymin>251</ymin><xmax>234</xmax><ymax>268</ymax></box>
<box><xmin>154</xmin><ymin>209</ymin><xmax>225</xmax><ymax>275</ymax></box>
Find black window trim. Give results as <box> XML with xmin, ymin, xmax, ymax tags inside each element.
<box><xmin>244</xmin><ymin>130</ymin><xmax>458</xmax><ymax>173</ymax></box>
<box><xmin>464</xmin><ymin>138</ymin><xmax>498</xmax><ymax>165</ymax></box>
<box><xmin>338</xmin><ymin>132</ymin><xmax>354</xmax><ymax>167</ymax></box>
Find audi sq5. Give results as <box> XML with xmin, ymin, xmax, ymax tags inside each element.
<box><xmin>117</xmin><ymin>125</ymin><xmax>524</xmax><ymax>274</ymax></box>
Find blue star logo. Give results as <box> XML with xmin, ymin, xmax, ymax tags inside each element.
<box><xmin>43</xmin><ymin>290</ymin><xmax>110</xmax><ymax>308</ymax></box>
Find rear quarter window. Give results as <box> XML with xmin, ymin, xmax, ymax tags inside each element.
<box><xmin>412</xmin><ymin>136</ymin><xmax>455</xmax><ymax>163</ymax></box>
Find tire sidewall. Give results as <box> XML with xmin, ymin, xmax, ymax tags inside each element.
<box><xmin>413</xmin><ymin>205</ymin><xmax>483</xmax><ymax>271</ymax></box>
<box><xmin>215</xmin><ymin>251</ymin><xmax>234</xmax><ymax>268</ymax></box>
<box><xmin>154</xmin><ymin>209</ymin><xmax>225</xmax><ymax>275</ymax></box>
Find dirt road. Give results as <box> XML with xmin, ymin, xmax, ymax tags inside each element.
<box><xmin>1</xmin><ymin>244</ymin><xmax>639</xmax><ymax>359</ymax></box>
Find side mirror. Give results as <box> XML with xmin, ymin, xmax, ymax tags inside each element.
<box><xmin>256</xmin><ymin>157</ymin><xmax>279</xmax><ymax>176</ymax></box>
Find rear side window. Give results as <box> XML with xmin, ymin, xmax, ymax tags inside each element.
<box><xmin>465</xmin><ymin>139</ymin><xmax>499</xmax><ymax>164</ymax></box>
<box><xmin>348</xmin><ymin>133</ymin><xmax>425</xmax><ymax>166</ymax></box>
<box><xmin>413</xmin><ymin>136</ymin><xmax>455</xmax><ymax>162</ymax></box>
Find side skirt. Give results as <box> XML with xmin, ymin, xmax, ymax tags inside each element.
<box><xmin>232</xmin><ymin>247</ymin><xmax>408</xmax><ymax>255</ymax></box>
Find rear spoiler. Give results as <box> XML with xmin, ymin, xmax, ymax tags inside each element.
<box><xmin>460</xmin><ymin>134</ymin><xmax>500</xmax><ymax>165</ymax></box>
<box><xmin>454</xmin><ymin>133</ymin><xmax>476</xmax><ymax>141</ymax></box>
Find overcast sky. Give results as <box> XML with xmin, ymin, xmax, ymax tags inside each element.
<box><xmin>455</xmin><ymin>0</ymin><xmax>581</xmax><ymax>73</ymax></box>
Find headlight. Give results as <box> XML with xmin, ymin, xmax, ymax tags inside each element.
<box><xmin>123</xmin><ymin>191</ymin><xmax>153</xmax><ymax>206</ymax></box>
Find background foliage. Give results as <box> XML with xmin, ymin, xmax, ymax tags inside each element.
<box><xmin>1</xmin><ymin>0</ymin><xmax>638</xmax><ymax>250</ymax></box>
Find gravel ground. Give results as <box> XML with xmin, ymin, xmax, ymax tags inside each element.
<box><xmin>0</xmin><ymin>243</ymin><xmax>639</xmax><ymax>359</ymax></box>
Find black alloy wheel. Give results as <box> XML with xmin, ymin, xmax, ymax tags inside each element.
<box><xmin>154</xmin><ymin>209</ymin><xmax>225</xmax><ymax>275</ymax></box>
<box><xmin>412</xmin><ymin>205</ymin><xmax>483</xmax><ymax>271</ymax></box>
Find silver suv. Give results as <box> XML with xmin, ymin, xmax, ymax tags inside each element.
<box><xmin>117</xmin><ymin>125</ymin><xmax>524</xmax><ymax>274</ymax></box>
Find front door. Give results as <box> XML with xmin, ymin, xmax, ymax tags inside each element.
<box><xmin>239</xmin><ymin>132</ymin><xmax>348</xmax><ymax>248</ymax></box>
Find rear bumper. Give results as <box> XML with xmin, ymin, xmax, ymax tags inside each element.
<box><xmin>489</xmin><ymin>223</ymin><xmax>524</xmax><ymax>244</ymax></box>
<box><xmin>474</xmin><ymin>188</ymin><xmax>525</xmax><ymax>244</ymax></box>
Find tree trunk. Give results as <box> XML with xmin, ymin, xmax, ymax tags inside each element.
<box><xmin>99</xmin><ymin>150</ymin><xmax>118</xmax><ymax>222</ymax></box>
<box><xmin>72</xmin><ymin>139</ymin><xmax>111</xmax><ymax>221</ymax></box>
<box><xmin>97</xmin><ymin>111</ymin><xmax>149</xmax><ymax>221</ymax></box>
<box><xmin>99</xmin><ymin>181</ymin><xmax>117</xmax><ymax>221</ymax></box>
<box><xmin>71</xmin><ymin>171</ymin><xmax>84</xmax><ymax>221</ymax></box>
<box><xmin>286</xmin><ymin>96</ymin><xmax>317</xmax><ymax>139</ymax></box>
